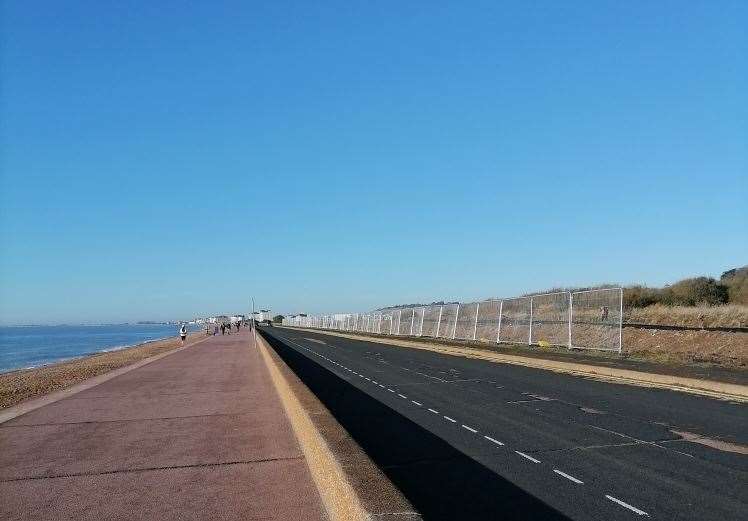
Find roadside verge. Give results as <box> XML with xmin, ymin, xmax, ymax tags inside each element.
<box><xmin>255</xmin><ymin>330</ymin><xmax>421</xmax><ymax>521</ymax></box>
<box><xmin>279</xmin><ymin>327</ymin><xmax>748</xmax><ymax>402</ymax></box>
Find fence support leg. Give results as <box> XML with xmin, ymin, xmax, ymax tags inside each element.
<box><xmin>568</xmin><ymin>293</ymin><xmax>573</xmax><ymax>348</ymax></box>
<box><xmin>619</xmin><ymin>288</ymin><xmax>624</xmax><ymax>354</ymax></box>
<box><xmin>529</xmin><ymin>298</ymin><xmax>534</xmax><ymax>345</ymax></box>
<box><xmin>419</xmin><ymin>307</ymin><xmax>425</xmax><ymax>336</ymax></box>
<box><xmin>473</xmin><ymin>302</ymin><xmax>480</xmax><ymax>341</ymax></box>
<box><xmin>452</xmin><ymin>304</ymin><xmax>460</xmax><ymax>339</ymax></box>
<box><xmin>436</xmin><ymin>306</ymin><xmax>443</xmax><ymax>338</ymax></box>
<box><xmin>496</xmin><ymin>300</ymin><xmax>503</xmax><ymax>343</ymax></box>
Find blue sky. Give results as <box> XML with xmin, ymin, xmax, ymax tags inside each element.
<box><xmin>1</xmin><ymin>1</ymin><xmax>746</xmax><ymax>324</ymax></box>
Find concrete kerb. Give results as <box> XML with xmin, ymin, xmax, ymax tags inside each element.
<box><xmin>255</xmin><ymin>331</ymin><xmax>422</xmax><ymax>521</ymax></box>
<box><xmin>280</xmin><ymin>327</ymin><xmax>748</xmax><ymax>402</ymax></box>
<box><xmin>0</xmin><ymin>333</ymin><xmax>214</xmax><ymax>424</ymax></box>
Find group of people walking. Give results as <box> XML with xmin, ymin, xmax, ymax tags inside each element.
<box><xmin>202</xmin><ymin>320</ymin><xmax>250</xmax><ymax>336</ymax></box>
<box><xmin>180</xmin><ymin>320</ymin><xmax>254</xmax><ymax>345</ymax></box>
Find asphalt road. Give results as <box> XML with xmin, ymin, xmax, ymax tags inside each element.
<box><xmin>259</xmin><ymin>326</ymin><xmax>747</xmax><ymax>521</ymax></box>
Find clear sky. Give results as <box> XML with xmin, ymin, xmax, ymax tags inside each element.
<box><xmin>1</xmin><ymin>1</ymin><xmax>746</xmax><ymax>324</ymax></box>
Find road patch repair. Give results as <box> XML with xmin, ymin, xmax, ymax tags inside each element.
<box><xmin>279</xmin><ymin>327</ymin><xmax>748</xmax><ymax>402</ymax></box>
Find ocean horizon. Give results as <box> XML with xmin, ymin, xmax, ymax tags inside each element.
<box><xmin>0</xmin><ymin>323</ymin><xmax>200</xmax><ymax>373</ymax></box>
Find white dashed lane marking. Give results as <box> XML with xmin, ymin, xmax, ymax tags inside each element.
<box><xmin>554</xmin><ymin>469</ymin><xmax>584</xmax><ymax>484</ymax></box>
<box><xmin>515</xmin><ymin>451</ymin><xmax>541</xmax><ymax>463</ymax></box>
<box><xmin>484</xmin><ymin>435</ymin><xmax>504</xmax><ymax>446</ymax></box>
<box><xmin>286</xmin><ymin>337</ymin><xmax>651</xmax><ymax>519</ymax></box>
<box><xmin>606</xmin><ymin>495</ymin><xmax>649</xmax><ymax>516</ymax></box>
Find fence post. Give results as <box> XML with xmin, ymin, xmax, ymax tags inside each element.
<box><xmin>473</xmin><ymin>302</ymin><xmax>480</xmax><ymax>340</ymax></box>
<box><xmin>419</xmin><ymin>307</ymin><xmax>425</xmax><ymax>336</ymax></box>
<box><xmin>452</xmin><ymin>304</ymin><xmax>460</xmax><ymax>339</ymax></box>
<box><xmin>436</xmin><ymin>305</ymin><xmax>443</xmax><ymax>338</ymax></box>
<box><xmin>389</xmin><ymin>314</ymin><xmax>394</xmax><ymax>335</ymax></box>
<box><xmin>529</xmin><ymin>297</ymin><xmax>534</xmax><ymax>345</ymax></box>
<box><xmin>496</xmin><ymin>300</ymin><xmax>503</xmax><ymax>343</ymax></box>
<box><xmin>568</xmin><ymin>292</ymin><xmax>573</xmax><ymax>348</ymax></box>
<box><xmin>410</xmin><ymin>309</ymin><xmax>415</xmax><ymax>335</ymax></box>
<box><xmin>397</xmin><ymin>310</ymin><xmax>402</xmax><ymax>335</ymax></box>
<box><xmin>618</xmin><ymin>288</ymin><xmax>624</xmax><ymax>354</ymax></box>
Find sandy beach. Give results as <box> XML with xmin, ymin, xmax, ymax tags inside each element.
<box><xmin>0</xmin><ymin>331</ymin><xmax>208</xmax><ymax>409</ymax></box>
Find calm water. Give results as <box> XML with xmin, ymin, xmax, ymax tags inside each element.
<box><xmin>0</xmin><ymin>324</ymin><xmax>199</xmax><ymax>373</ymax></box>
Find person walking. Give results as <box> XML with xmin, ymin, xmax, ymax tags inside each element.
<box><xmin>213</xmin><ymin>324</ymin><xmax>218</xmax><ymax>336</ymax></box>
<box><xmin>220</xmin><ymin>323</ymin><xmax>226</xmax><ymax>335</ymax></box>
<box><xmin>179</xmin><ymin>324</ymin><xmax>188</xmax><ymax>346</ymax></box>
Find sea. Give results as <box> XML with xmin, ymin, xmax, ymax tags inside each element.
<box><xmin>0</xmin><ymin>323</ymin><xmax>200</xmax><ymax>373</ymax></box>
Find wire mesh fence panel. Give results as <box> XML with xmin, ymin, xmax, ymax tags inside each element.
<box><xmin>398</xmin><ymin>308</ymin><xmax>414</xmax><ymax>335</ymax></box>
<box><xmin>475</xmin><ymin>300</ymin><xmax>501</xmax><ymax>342</ymax></box>
<box><xmin>530</xmin><ymin>292</ymin><xmax>570</xmax><ymax>347</ymax></box>
<box><xmin>437</xmin><ymin>304</ymin><xmax>459</xmax><ymax>338</ymax></box>
<box><xmin>571</xmin><ymin>288</ymin><xmax>622</xmax><ymax>351</ymax></box>
<box><xmin>499</xmin><ymin>297</ymin><xmax>531</xmax><ymax>344</ymax></box>
<box><xmin>421</xmin><ymin>306</ymin><xmax>441</xmax><ymax>337</ymax></box>
<box><xmin>454</xmin><ymin>302</ymin><xmax>479</xmax><ymax>340</ymax></box>
<box><xmin>380</xmin><ymin>314</ymin><xmax>393</xmax><ymax>335</ymax></box>
<box><xmin>412</xmin><ymin>307</ymin><xmax>425</xmax><ymax>335</ymax></box>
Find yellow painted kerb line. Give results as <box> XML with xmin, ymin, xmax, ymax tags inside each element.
<box><xmin>256</xmin><ymin>333</ymin><xmax>371</xmax><ymax>521</ymax></box>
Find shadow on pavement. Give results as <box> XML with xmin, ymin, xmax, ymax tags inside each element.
<box><xmin>260</xmin><ymin>329</ymin><xmax>571</xmax><ymax>521</ymax></box>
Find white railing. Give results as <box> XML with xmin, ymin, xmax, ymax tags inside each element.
<box><xmin>282</xmin><ymin>288</ymin><xmax>623</xmax><ymax>352</ymax></box>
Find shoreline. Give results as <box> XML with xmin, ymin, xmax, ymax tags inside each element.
<box><xmin>0</xmin><ymin>331</ymin><xmax>209</xmax><ymax>409</ymax></box>
<box><xmin>0</xmin><ymin>334</ymin><xmax>175</xmax><ymax>375</ymax></box>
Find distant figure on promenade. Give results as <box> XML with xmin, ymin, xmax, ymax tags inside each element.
<box><xmin>235</xmin><ymin>322</ymin><xmax>240</xmax><ymax>332</ymax></box>
<box><xmin>220</xmin><ymin>323</ymin><xmax>226</xmax><ymax>335</ymax></box>
<box><xmin>213</xmin><ymin>324</ymin><xmax>218</xmax><ymax>335</ymax></box>
<box><xmin>226</xmin><ymin>322</ymin><xmax>231</xmax><ymax>335</ymax></box>
<box><xmin>179</xmin><ymin>324</ymin><xmax>187</xmax><ymax>345</ymax></box>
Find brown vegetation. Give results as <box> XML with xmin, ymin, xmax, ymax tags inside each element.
<box><xmin>623</xmin><ymin>328</ymin><xmax>747</xmax><ymax>368</ymax></box>
<box><xmin>625</xmin><ymin>304</ymin><xmax>748</xmax><ymax>328</ymax></box>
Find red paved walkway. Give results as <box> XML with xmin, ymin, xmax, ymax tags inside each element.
<box><xmin>0</xmin><ymin>330</ymin><xmax>325</xmax><ymax>521</ymax></box>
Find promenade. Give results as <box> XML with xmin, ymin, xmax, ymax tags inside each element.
<box><xmin>0</xmin><ymin>330</ymin><xmax>325</xmax><ymax>520</ymax></box>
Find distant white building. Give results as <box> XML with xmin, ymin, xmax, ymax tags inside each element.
<box><xmin>252</xmin><ymin>310</ymin><xmax>272</xmax><ymax>322</ymax></box>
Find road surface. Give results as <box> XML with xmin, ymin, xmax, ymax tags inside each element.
<box><xmin>259</xmin><ymin>326</ymin><xmax>747</xmax><ymax>521</ymax></box>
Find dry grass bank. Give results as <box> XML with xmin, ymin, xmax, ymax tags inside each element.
<box><xmin>623</xmin><ymin>328</ymin><xmax>748</xmax><ymax>368</ymax></box>
<box><xmin>0</xmin><ymin>332</ymin><xmax>207</xmax><ymax>409</ymax></box>
<box><xmin>625</xmin><ymin>304</ymin><xmax>748</xmax><ymax>328</ymax></box>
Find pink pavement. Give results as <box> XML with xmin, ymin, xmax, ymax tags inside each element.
<box><xmin>0</xmin><ymin>329</ymin><xmax>325</xmax><ymax>521</ymax></box>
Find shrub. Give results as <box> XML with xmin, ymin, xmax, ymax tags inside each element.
<box><xmin>661</xmin><ymin>277</ymin><xmax>729</xmax><ymax>306</ymax></box>
<box><xmin>623</xmin><ymin>286</ymin><xmax>662</xmax><ymax>308</ymax></box>
<box><xmin>721</xmin><ymin>266</ymin><xmax>748</xmax><ymax>305</ymax></box>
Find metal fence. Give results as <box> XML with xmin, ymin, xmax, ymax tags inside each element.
<box><xmin>282</xmin><ymin>288</ymin><xmax>623</xmax><ymax>352</ymax></box>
